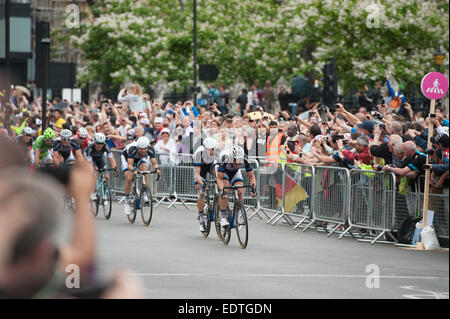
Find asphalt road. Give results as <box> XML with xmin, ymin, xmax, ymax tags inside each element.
<box><xmin>55</xmin><ymin>201</ymin><xmax>449</xmax><ymax>299</ymax></box>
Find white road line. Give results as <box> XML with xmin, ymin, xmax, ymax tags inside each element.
<box><xmin>130</xmin><ymin>273</ymin><xmax>448</xmax><ymax>280</ymax></box>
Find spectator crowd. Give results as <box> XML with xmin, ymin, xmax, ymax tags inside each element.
<box><xmin>0</xmin><ymin>73</ymin><xmax>449</xmax><ymax>298</ymax></box>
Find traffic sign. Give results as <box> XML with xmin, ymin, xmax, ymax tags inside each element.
<box><xmin>421</xmin><ymin>72</ymin><xmax>448</xmax><ymax>100</ymax></box>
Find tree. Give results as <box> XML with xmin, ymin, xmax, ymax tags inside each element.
<box><xmin>66</xmin><ymin>0</ymin><xmax>449</xmax><ymax>94</ymax></box>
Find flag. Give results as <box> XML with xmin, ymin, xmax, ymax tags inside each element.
<box><xmin>276</xmin><ymin>170</ymin><xmax>309</xmax><ymax>213</ymax></box>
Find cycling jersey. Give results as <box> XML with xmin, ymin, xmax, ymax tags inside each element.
<box><xmin>216</xmin><ymin>151</ymin><xmax>253</xmax><ymax>175</ymax></box>
<box><xmin>120</xmin><ymin>142</ymin><xmax>156</xmax><ymax>172</ymax></box>
<box><xmin>193</xmin><ymin>145</ymin><xmax>218</xmax><ymax>183</ymax></box>
<box><xmin>33</xmin><ymin>135</ymin><xmax>54</xmax><ymax>160</ymax></box>
<box><xmin>216</xmin><ymin>150</ymin><xmax>253</xmax><ymax>185</ymax></box>
<box><xmin>53</xmin><ymin>138</ymin><xmax>81</xmax><ymax>163</ymax></box>
<box><xmin>86</xmin><ymin>142</ymin><xmax>113</xmax><ymax>161</ymax></box>
<box><xmin>121</xmin><ymin>142</ymin><xmax>156</xmax><ymax>161</ymax></box>
<box><xmin>77</xmin><ymin>137</ymin><xmax>90</xmax><ymax>156</ymax></box>
<box><xmin>86</xmin><ymin>142</ymin><xmax>113</xmax><ymax>170</ymax></box>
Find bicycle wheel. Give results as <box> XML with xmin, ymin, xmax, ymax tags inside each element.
<box><xmin>140</xmin><ymin>185</ymin><xmax>153</xmax><ymax>227</ymax></box>
<box><xmin>91</xmin><ymin>182</ymin><xmax>100</xmax><ymax>217</ymax></box>
<box><xmin>202</xmin><ymin>193</ymin><xmax>212</xmax><ymax>238</ymax></box>
<box><xmin>127</xmin><ymin>186</ymin><xmax>137</xmax><ymax>224</ymax></box>
<box><xmin>102</xmin><ymin>181</ymin><xmax>112</xmax><ymax>220</ymax></box>
<box><xmin>214</xmin><ymin>201</ymin><xmax>231</xmax><ymax>245</ymax></box>
<box><xmin>235</xmin><ymin>202</ymin><xmax>249</xmax><ymax>249</ymax></box>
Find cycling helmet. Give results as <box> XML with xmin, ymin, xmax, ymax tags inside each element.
<box><xmin>61</xmin><ymin>129</ymin><xmax>73</xmax><ymax>139</ymax></box>
<box><xmin>0</xmin><ymin>128</ymin><xmax>8</xmax><ymax>137</ymax></box>
<box><xmin>203</xmin><ymin>137</ymin><xmax>218</xmax><ymax>150</ymax></box>
<box><xmin>44</xmin><ymin>127</ymin><xmax>55</xmax><ymax>139</ymax></box>
<box><xmin>94</xmin><ymin>132</ymin><xmax>106</xmax><ymax>144</ymax></box>
<box><xmin>23</xmin><ymin>127</ymin><xmax>33</xmax><ymax>135</ymax></box>
<box><xmin>231</xmin><ymin>146</ymin><xmax>245</xmax><ymax>160</ymax></box>
<box><xmin>77</xmin><ymin>127</ymin><xmax>88</xmax><ymax>138</ymax></box>
<box><xmin>136</xmin><ymin>136</ymin><xmax>150</xmax><ymax>149</ymax></box>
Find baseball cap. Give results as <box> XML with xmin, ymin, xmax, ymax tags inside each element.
<box><xmin>160</xmin><ymin>128</ymin><xmax>171</xmax><ymax>136</ymax></box>
<box><xmin>154</xmin><ymin>117</ymin><xmax>163</xmax><ymax>124</ymax></box>
<box><xmin>139</xmin><ymin>113</ymin><xmax>148</xmax><ymax>118</ymax></box>
<box><xmin>357</xmin><ymin>120</ymin><xmax>375</xmax><ymax>132</ymax></box>
<box><xmin>140</xmin><ymin>118</ymin><xmax>150</xmax><ymax>126</ymax></box>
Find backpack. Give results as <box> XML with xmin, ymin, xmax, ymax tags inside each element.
<box><xmin>396</xmin><ymin>216</ymin><xmax>421</xmax><ymax>244</ymax></box>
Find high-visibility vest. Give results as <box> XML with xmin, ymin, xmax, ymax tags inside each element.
<box><xmin>266</xmin><ymin>133</ymin><xmax>283</xmax><ymax>166</ymax></box>
<box><xmin>278</xmin><ymin>140</ymin><xmax>288</xmax><ymax>165</ymax></box>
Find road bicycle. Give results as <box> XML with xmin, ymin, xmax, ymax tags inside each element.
<box><xmin>214</xmin><ymin>184</ymin><xmax>255</xmax><ymax>249</ymax></box>
<box><xmin>91</xmin><ymin>168</ymin><xmax>116</xmax><ymax>219</ymax></box>
<box><xmin>127</xmin><ymin>169</ymin><xmax>159</xmax><ymax>226</ymax></box>
<box><xmin>200</xmin><ymin>178</ymin><xmax>218</xmax><ymax>238</ymax></box>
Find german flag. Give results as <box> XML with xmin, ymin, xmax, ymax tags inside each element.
<box><xmin>276</xmin><ymin>168</ymin><xmax>308</xmax><ymax>213</ymax></box>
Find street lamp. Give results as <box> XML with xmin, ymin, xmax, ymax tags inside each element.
<box><xmin>433</xmin><ymin>46</ymin><xmax>445</xmax><ymax>72</ymax></box>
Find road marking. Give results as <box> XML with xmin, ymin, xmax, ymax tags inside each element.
<box><xmin>400</xmin><ymin>286</ymin><xmax>449</xmax><ymax>299</ymax></box>
<box><xmin>130</xmin><ymin>273</ymin><xmax>448</xmax><ymax>280</ymax></box>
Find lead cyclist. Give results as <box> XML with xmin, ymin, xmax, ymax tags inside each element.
<box><xmin>215</xmin><ymin>146</ymin><xmax>256</xmax><ymax>227</ymax></box>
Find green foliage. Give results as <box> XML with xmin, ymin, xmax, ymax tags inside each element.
<box><xmin>66</xmin><ymin>0</ymin><xmax>449</xmax><ymax>94</ymax></box>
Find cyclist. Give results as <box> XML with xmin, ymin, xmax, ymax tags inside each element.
<box><xmin>86</xmin><ymin>132</ymin><xmax>119</xmax><ymax>184</ymax></box>
<box><xmin>121</xmin><ymin>136</ymin><xmax>160</xmax><ymax>215</ymax></box>
<box><xmin>32</xmin><ymin>127</ymin><xmax>56</xmax><ymax>168</ymax></box>
<box><xmin>53</xmin><ymin>129</ymin><xmax>84</xmax><ymax>166</ymax></box>
<box><xmin>193</xmin><ymin>137</ymin><xmax>219</xmax><ymax>233</ymax></box>
<box><xmin>216</xmin><ymin>146</ymin><xmax>256</xmax><ymax>227</ymax></box>
<box><xmin>15</xmin><ymin>127</ymin><xmax>34</xmax><ymax>165</ymax></box>
<box><xmin>76</xmin><ymin>127</ymin><xmax>91</xmax><ymax>157</ymax></box>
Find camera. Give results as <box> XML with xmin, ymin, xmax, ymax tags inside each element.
<box><xmin>429</xmin><ymin>113</ymin><xmax>436</xmax><ymax>118</ymax></box>
<box><xmin>318</xmin><ymin>105</ymin><xmax>327</xmax><ymax>113</ymax></box>
<box><xmin>376</xmin><ymin>165</ymin><xmax>384</xmax><ymax>172</ymax></box>
<box><xmin>373</xmin><ymin>112</ymin><xmax>383</xmax><ymax>120</ymax></box>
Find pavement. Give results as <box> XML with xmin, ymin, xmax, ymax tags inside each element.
<box><xmin>55</xmin><ymin>202</ymin><xmax>449</xmax><ymax>299</ymax></box>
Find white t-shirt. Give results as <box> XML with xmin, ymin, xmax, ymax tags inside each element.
<box><xmin>155</xmin><ymin>138</ymin><xmax>177</xmax><ymax>165</ymax></box>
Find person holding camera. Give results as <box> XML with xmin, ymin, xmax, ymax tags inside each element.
<box><xmin>336</xmin><ymin>135</ymin><xmax>373</xmax><ymax>166</ymax></box>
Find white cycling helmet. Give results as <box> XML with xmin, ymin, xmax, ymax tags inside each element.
<box><xmin>23</xmin><ymin>127</ymin><xmax>33</xmax><ymax>135</ymax></box>
<box><xmin>61</xmin><ymin>129</ymin><xmax>73</xmax><ymax>139</ymax></box>
<box><xmin>231</xmin><ymin>146</ymin><xmax>245</xmax><ymax>160</ymax></box>
<box><xmin>203</xmin><ymin>137</ymin><xmax>218</xmax><ymax>150</ymax></box>
<box><xmin>94</xmin><ymin>132</ymin><xmax>106</xmax><ymax>144</ymax></box>
<box><xmin>136</xmin><ymin>136</ymin><xmax>150</xmax><ymax>149</ymax></box>
<box><xmin>77</xmin><ymin>127</ymin><xmax>88</xmax><ymax>138</ymax></box>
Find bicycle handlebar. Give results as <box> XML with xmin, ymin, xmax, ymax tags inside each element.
<box><xmin>96</xmin><ymin>168</ymin><xmax>117</xmax><ymax>173</ymax></box>
<box><xmin>223</xmin><ymin>185</ymin><xmax>255</xmax><ymax>191</ymax></box>
<box><xmin>137</xmin><ymin>170</ymin><xmax>160</xmax><ymax>181</ymax></box>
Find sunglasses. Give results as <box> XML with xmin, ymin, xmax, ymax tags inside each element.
<box><xmin>45</xmin><ymin>138</ymin><xmax>54</xmax><ymax>142</ymax></box>
<box><xmin>96</xmin><ymin>142</ymin><xmax>105</xmax><ymax>145</ymax></box>
<box><xmin>62</xmin><ymin>138</ymin><xmax>71</xmax><ymax>141</ymax></box>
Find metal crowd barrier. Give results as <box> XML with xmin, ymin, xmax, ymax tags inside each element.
<box><xmin>105</xmin><ymin>151</ymin><xmax>447</xmax><ymax>246</ymax></box>
<box><xmin>302</xmin><ymin>166</ymin><xmax>351</xmax><ymax>237</ymax></box>
<box><xmin>340</xmin><ymin>170</ymin><xmax>397</xmax><ymax>244</ymax></box>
